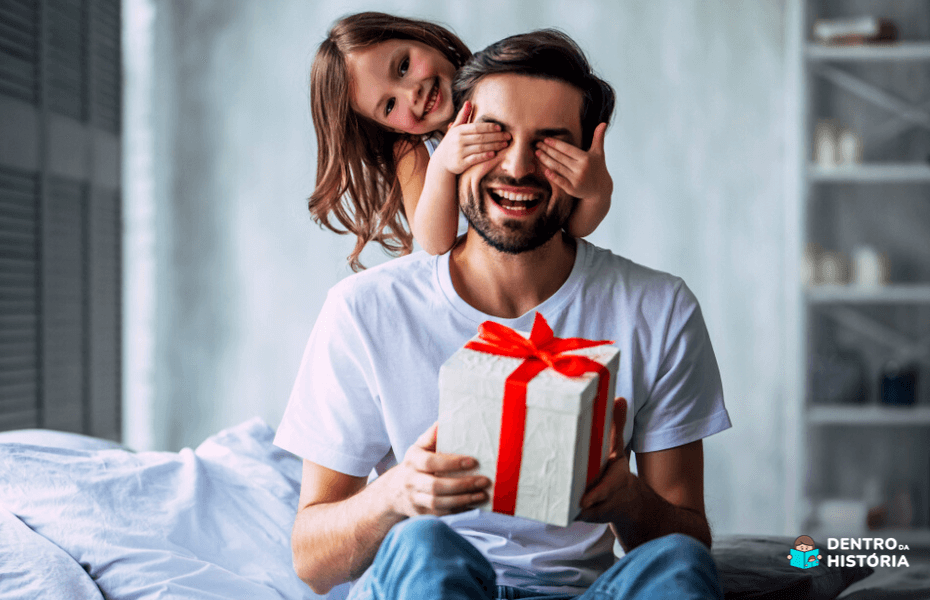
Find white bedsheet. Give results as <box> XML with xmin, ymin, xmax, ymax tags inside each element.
<box><xmin>0</xmin><ymin>418</ymin><xmax>333</xmax><ymax>600</ymax></box>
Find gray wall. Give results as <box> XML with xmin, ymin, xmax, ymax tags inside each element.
<box><xmin>124</xmin><ymin>0</ymin><xmax>800</xmax><ymax>536</ymax></box>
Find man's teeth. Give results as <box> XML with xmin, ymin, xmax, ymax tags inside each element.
<box><xmin>490</xmin><ymin>189</ymin><xmax>541</xmax><ymax>209</ymax></box>
<box><xmin>495</xmin><ymin>190</ymin><xmax>538</xmax><ymax>202</ymax></box>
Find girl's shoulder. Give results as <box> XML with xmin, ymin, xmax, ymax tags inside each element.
<box><xmin>421</xmin><ymin>131</ymin><xmax>444</xmax><ymax>157</ymax></box>
<box><xmin>392</xmin><ymin>131</ymin><xmax>444</xmax><ymax>162</ymax></box>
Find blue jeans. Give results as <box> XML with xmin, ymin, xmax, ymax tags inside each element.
<box><xmin>347</xmin><ymin>517</ymin><xmax>723</xmax><ymax>600</ymax></box>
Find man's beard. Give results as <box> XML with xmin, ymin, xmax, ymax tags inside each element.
<box><xmin>460</xmin><ymin>175</ymin><xmax>573</xmax><ymax>255</ymax></box>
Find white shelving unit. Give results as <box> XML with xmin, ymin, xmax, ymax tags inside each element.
<box><xmin>807</xmin><ymin>41</ymin><xmax>930</xmax><ymax>62</ymax></box>
<box><xmin>809</xmin><ymin>405</ymin><xmax>930</xmax><ymax>426</ymax></box>
<box><xmin>800</xmin><ymin>1</ymin><xmax>930</xmax><ymax>547</ymax></box>
<box><xmin>809</xmin><ymin>164</ymin><xmax>930</xmax><ymax>183</ymax></box>
<box><xmin>808</xmin><ymin>284</ymin><xmax>930</xmax><ymax>304</ymax></box>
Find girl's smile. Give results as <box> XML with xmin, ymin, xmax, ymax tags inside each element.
<box><xmin>346</xmin><ymin>39</ymin><xmax>456</xmax><ymax>135</ymax></box>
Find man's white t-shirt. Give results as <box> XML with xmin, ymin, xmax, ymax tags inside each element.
<box><xmin>275</xmin><ymin>239</ymin><xmax>731</xmax><ymax>595</ymax></box>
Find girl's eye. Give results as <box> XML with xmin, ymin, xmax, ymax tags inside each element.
<box><xmin>385</xmin><ymin>98</ymin><xmax>395</xmax><ymax>117</ymax></box>
<box><xmin>399</xmin><ymin>57</ymin><xmax>409</xmax><ymax>77</ymax></box>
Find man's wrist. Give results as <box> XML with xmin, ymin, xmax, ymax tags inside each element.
<box><xmin>369</xmin><ymin>467</ymin><xmax>409</xmax><ymax>522</ymax></box>
<box><xmin>610</xmin><ymin>475</ymin><xmax>710</xmax><ymax>551</ymax></box>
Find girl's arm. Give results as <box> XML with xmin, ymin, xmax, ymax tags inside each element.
<box><xmin>535</xmin><ymin>122</ymin><xmax>612</xmax><ymax>238</ymax></box>
<box><xmin>400</xmin><ymin>102</ymin><xmax>510</xmax><ymax>255</ymax></box>
<box><xmin>398</xmin><ymin>141</ymin><xmax>459</xmax><ymax>256</ymax></box>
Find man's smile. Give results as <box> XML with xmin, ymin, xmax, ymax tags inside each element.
<box><xmin>487</xmin><ymin>189</ymin><xmax>543</xmax><ymax>215</ymax></box>
<box><xmin>484</xmin><ymin>180</ymin><xmax>549</xmax><ymax>217</ymax></box>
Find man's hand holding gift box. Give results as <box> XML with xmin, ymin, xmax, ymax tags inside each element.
<box><xmin>437</xmin><ymin>313</ymin><xmax>620</xmax><ymax>527</ymax></box>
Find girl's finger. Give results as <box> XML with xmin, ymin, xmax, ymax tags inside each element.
<box><xmin>535</xmin><ymin>149</ymin><xmax>574</xmax><ymax>181</ymax></box>
<box><xmin>589</xmin><ymin>122</ymin><xmax>608</xmax><ymax>155</ymax></box>
<box><xmin>463</xmin><ymin>151</ymin><xmax>498</xmax><ymax>167</ymax></box>
<box><xmin>461</xmin><ymin>136</ymin><xmax>509</xmax><ymax>151</ymax></box>
<box><xmin>541</xmin><ymin>137</ymin><xmax>583</xmax><ymax>163</ymax></box>
<box><xmin>462</xmin><ymin>141</ymin><xmax>509</xmax><ymax>156</ymax></box>
<box><xmin>462</xmin><ymin>130</ymin><xmax>510</xmax><ymax>143</ymax></box>
<box><xmin>451</xmin><ymin>101</ymin><xmax>472</xmax><ymax>128</ymax></box>
<box><xmin>541</xmin><ymin>164</ymin><xmax>572</xmax><ymax>192</ymax></box>
<box><xmin>458</xmin><ymin>123</ymin><xmax>505</xmax><ymax>136</ymax></box>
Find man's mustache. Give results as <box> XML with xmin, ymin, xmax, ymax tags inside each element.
<box><xmin>482</xmin><ymin>174</ymin><xmax>551</xmax><ymax>194</ymax></box>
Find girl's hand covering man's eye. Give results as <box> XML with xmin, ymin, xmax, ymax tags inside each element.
<box><xmin>431</xmin><ymin>101</ymin><xmax>511</xmax><ymax>175</ymax></box>
<box><xmin>535</xmin><ymin>122</ymin><xmax>612</xmax><ymax>203</ymax></box>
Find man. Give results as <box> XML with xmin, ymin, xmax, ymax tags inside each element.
<box><xmin>275</xmin><ymin>30</ymin><xmax>731</xmax><ymax>600</ymax></box>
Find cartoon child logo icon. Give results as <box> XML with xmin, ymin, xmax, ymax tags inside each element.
<box><xmin>788</xmin><ymin>535</ymin><xmax>822</xmax><ymax>569</ymax></box>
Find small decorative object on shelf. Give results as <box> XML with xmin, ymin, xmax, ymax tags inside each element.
<box><xmin>851</xmin><ymin>245</ymin><xmax>889</xmax><ymax>287</ymax></box>
<box><xmin>813</xmin><ymin>16</ymin><xmax>898</xmax><ymax>46</ymax></box>
<box><xmin>819</xmin><ymin>251</ymin><xmax>850</xmax><ymax>285</ymax></box>
<box><xmin>813</xmin><ymin>121</ymin><xmax>862</xmax><ymax>168</ymax></box>
<box><xmin>837</xmin><ymin>128</ymin><xmax>863</xmax><ymax>165</ymax></box>
<box><xmin>814</xmin><ymin>120</ymin><xmax>838</xmax><ymax>167</ymax></box>
<box><xmin>879</xmin><ymin>361</ymin><xmax>918</xmax><ymax>406</ymax></box>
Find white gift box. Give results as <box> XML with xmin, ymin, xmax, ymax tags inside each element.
<box><xmin>437</xmin><ymin>324</ymin><xmax>619</xmax><ymax>527</ymax></box>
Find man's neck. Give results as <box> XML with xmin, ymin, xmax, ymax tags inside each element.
<box><xmin>448</xmin><ymin>231</ymin><xmax>577</xmax><ymax>319</ymax></box>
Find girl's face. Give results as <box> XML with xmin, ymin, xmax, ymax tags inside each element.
<box><xmin>346</xmin><ymin>39</ymin><xmax>456</xmax><ymax>136</ymax></box>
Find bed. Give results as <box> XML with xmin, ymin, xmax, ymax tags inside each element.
<box><xmin>1</xmin><ymin>418</ymin><xmax>927</xmax><ymax>599</ymax></box>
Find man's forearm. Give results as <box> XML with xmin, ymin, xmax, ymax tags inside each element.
<box><xmin>292</xmin><ymin>475</ymin><xmax>404</xmax><ymax>595</ymax></box>
<box><xmin>609</xmin><ymin>477</ymin><xmax>712</xmax><ymax>552</ymax></box>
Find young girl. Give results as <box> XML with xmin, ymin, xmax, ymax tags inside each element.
<box><xmin>309</xmin><ymin>12</ymin><xmax>612</xmax><ymax>270</ymax></box>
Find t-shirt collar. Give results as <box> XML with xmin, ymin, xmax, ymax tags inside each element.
<box><xmin>437</xmin><ymin>238</ymin><xmax>589</xmax><ymax>330</ymax></box>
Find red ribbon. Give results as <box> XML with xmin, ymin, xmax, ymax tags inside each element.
<box><xmin>465</xmin><ymin>313</ymin><xmax>614</xmax><ymax>517</ymax></box>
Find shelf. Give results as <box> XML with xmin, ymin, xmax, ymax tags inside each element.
<box><xmin>808</xmin><ymin>42</ymin><xmax>930</xmax><ymax>62</ymax></box>
<box><xmin>807</xmin><ymin>284</ymin><xmax>930</xmax><ymax>304</ymax></box>
<box><xmin>808</xmin><ymin>405</ymin><xmax>930</xmax><ymax>426</ymax></box>
<box><xmin>809</xmin><ymin>163</ymin><xmax>930</xmax><ymax>183</ymax></box>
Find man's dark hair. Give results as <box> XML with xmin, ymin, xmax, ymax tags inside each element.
<box><xmin>452</xmin><ymin>29</ymin><xmax>615</xmax><ymax>150</ymax></box>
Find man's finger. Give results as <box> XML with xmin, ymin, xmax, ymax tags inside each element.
<box><xmin>409</xmin><ymin>446</ymin><xmax>478</xmax><ymax>474</ymax></box>
<box><xmin>411</xmin><ymin>488</ymin><xmax>488</xmax><ymax>514</ymax></box>
<box><xmin>610</xmin><ymin>398</ymin><xmax>628</xmax><ymax>455</ymax></box>
<box><xmin>427</xmin><ymin>473</ymin><xmax>491</xmax><ymax>496</ymax></box>
<box><xmin>414</xmin><ymin>422</ymin><xmax>439</xmax><ymax>451</ymax></box>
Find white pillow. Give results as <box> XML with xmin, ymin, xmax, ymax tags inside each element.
<box><xmin>0</xmin><ymin>428</ymin><xmax>126</xmax><ymax>451</ymax></box>
<box><xmin>0</xmin><ymin>418</ymin><xmax>323</xmax><ymax>600</ymax></box>
<box><xmin>0</xmin><ymin>506</ymin><xmax>104</xmax><ymax>600</ymax></box>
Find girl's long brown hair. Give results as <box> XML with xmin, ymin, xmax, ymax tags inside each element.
<box><xmin>309</xmin><ymin>12</ymin><xmax>471</xmax><ymax>270</ymax></box>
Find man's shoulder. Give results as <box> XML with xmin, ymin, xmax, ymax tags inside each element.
<box><xmin>582</xmin><ymin>241</ymin><xmax>687</xmax><ymax>297</ymax></box>
<box><xmin>330</xmin><ymin>251</ymin><xmax>437</xmax><ymax>300</ymax></box>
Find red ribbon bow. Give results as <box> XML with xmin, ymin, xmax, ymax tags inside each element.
<box><xmin>465</xmin><ymin>313</ymin><xmax>614</xmax><ymax>517</ymax></box>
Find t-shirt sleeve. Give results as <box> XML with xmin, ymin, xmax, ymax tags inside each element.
<box><xmin>630</xmin><ymin>281</ymin><xmax>731</xmax><ymax>453</ymax></box>
<box><xmin>274</xmin><ymin>287</ymin><xmax>391</xmax><ymax>477</ymax></box>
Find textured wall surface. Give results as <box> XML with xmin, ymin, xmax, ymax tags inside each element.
<box><xmin>124</xmin><ymin>0</ymin><xmax>797</xmax><ymax>536</ymax></box>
